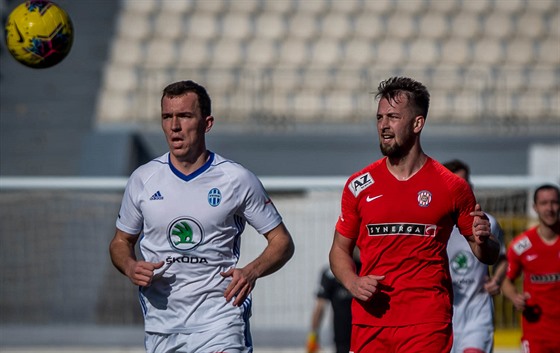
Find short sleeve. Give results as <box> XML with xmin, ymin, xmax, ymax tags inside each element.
<box><xmin>116</xmin><ymin>171</ymin><xmax>144</xmax><ymax>236</ymax></box>
<box><xmin>335</xmin><ymin>177</ymin><xmax>361</xmax><ymax>239</ymax></box>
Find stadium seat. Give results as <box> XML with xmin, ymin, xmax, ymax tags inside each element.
<box><xmin>504</xmin><ymin>39</ymin><xmax>535</xmax><ymax>66</ymax></box>
<box><xmin>328</xmin><ymin>0</ymin><xmax>361</xmax><ymax>15</ymax></box>
<box><xmin>158</xmin><ymin>0</ymin><xmax>194</xmax><ymax>15</ymax></box>
<box><xmin>340</xmin><ymin>38</ymin><xmax>375</xmax><ymax>69</ymax></box>
<box><xmin>254</xmin><ymin>12</ymin><xmax>287</xmax><ymax>40</ymax></box>
<box><xmin>228</xmin><ymin>0</ymin><xmax>262</xmax><ymax>14</ymax></box>
<box><xmin>536</xmin><ymin>37</ymin><xmax>560</xmax><ymax>65</ymax></box>
<box><xmin>385</xmin><ymin>12</ymin><xmax>418</xmax><ymax>40</ymax></box>
<box><xmin>450</xmin><ymin>89</ymin><xmax>483</xmax><ymax>122</ymax></box>
<box><xmin>221</xmin><ymin>12</ymin><xmax>253</xmax><ymax>40</ymax></box>
<box><xmin>121</xmin><ymin>0</ymin><xmax>157</xmax><ymax>16</ymax></box>
<box><xmin>245</xmin><ymin>38</ymin><xmax>279</xmax><ymax>69</ymax></box>
<box><xmin>408</xmin><ymin>39</ymin><xmax>440</xmax><ymax>66</ymax></box>
<box><xmin>177</xmin><ymin>38</ymin><xmax>211</xmax><ymax>69</ymax></box>
<box><xmin>116</xmin><ymin>12</ymin><xmax>152</xmax><ymax>41</ymax></box>
<box><xmin>482</xmin><ymin>12</ymin><xmax>515</xmax><ymax>39</ymax></box>
<box><xmin>144</xmin><ymin>38</ymin><xmax>178</xmax><ymax>69</ymax></box>
<box><xmin>96</xmin><ymin>91</ymin><xmax>131</xmax><ymax>123</ymax></box>
<box><xmin>323</xmin><ymin>90</ymin><xmax>356</xmax><ymax>121</ymax></box>
<box><xmin>294</xmin><ymin>0</ymin><xmax>327</xmax><ymax>15</ymax></box>
<box><xmin>440</xmin><ymin>38</ymin><xmax>472</xmax><ymax>66</ymax></box>
<box><xmin>417</xmin><ymin>13</ymin><xmax>450</xmax><ymax>40</ymax></box>
<box><xmin>152</xmin><ymin>10</ymin><xmax>185</xmax><ymax>40</ymax></box>
<box><xmin>308</xmin><ymin>38</ymin><xmax>342</xmax><ymax>69</ymax></box>
<box><xmin>287</xmin><ymin>12</ymin><xmax>320</xmax><ymax>40</ymax></box>
<box><xmin>427</xmin><ymin>0</ymin><xmax>459</xmax><ymax>15</ymax></box>
<box><xmin>527</xmin><ymin>67</ymin><xmax>559</xmax><ymax>91</ymax></box>
<box><xmin>185</xmin><ymin>12</ymin><xmax>220</xmax><ymax>41</ymax></box>
<box><xmin>300</xmin><ymin>68</ymin><xmax>333</xmax><ymax>93</ymax></box>
<box><xmin>292</xmin><ymin>91</ymin><xmax>324</xmax><ymax>121</ymax></box>
<box><xmin>449</xmin><ymin>12</ymin><xmax>481</xmax><ymax>39</ymax></box>
<box><xmin>352</xmin><ymin>12</ymin><xmax>385</xmax><ymax>40</ymax></box>
<box><xmin>320</xmin><ymin>13</ymin><xmax>352</xmax><ymax>40</ymax></box>
<box><xmin>393</xmin><ymin>0</ymin><xmax>428</xmax><ymax>14</ymax></box>
<box><xmin>515</xmin><ymin>11</ymin><xmax>547</xmax><ymax>39</ymax></box>
<box><xmin>472</xmin><ymin>38</ymin><xmax>504</xmax><ymax>65</ymax></box>
<box><xmin>194</xmin><ymin>0</ymin><xmax>228</xmax><ymax>14</ymax></box>
<box><xmin>361</xmin><ymin>0</ymin><xmax>395</xmax><ymax>16</ymax></box>
<box><xmin>375</xmin><ymin>40</ymin><xmax>407</xmax><ymax>68</ymax></box>
<box><xmin>108</xmin><ymin>38</ymin><xmax>144</xmax><ymax>66</ymax></box>
<box><xmin>493</xmin><ymin>0</ymin><xmax>526</xmax><ymax>15</ymax></box>
<box><xmin>102</xmin><ymin>65</ymin><xmax>138</xmax><ymax>93</ymax></box>
<box><xmin>209</xmin><ymin>38</ymin><xmax>245</xmax><ymax>69</ymax></box>
<box><xmin>261</xmin><ymin>0</ymin><xmax>296</xmax><ymax>15</ymax></box>
<box><xmin>460</xmin><ymin>0</ymin><xmax>492</xmax><ymax>15</ymax></box>
<box><xmin>277</xmin><ymin>38</ymin><xmax>310</xmax><ymax>68</ymax></box>
<box><xmin>269</xmin><ymin>67</ymin><xmax>303</xmax><ymax>92</ymax></box>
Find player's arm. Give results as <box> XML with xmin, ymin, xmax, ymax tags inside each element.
<box><xmin>307</xmin><ymin>297</ymin><xmax>327</xmax><ymax>353</ymax></box>
<box><xmin>502</xmin><ymin>276</ymin><xmax>529</xmax><ymax>311</ymax></box>
<box><xmin>465</xmin><ymin>204</ymin><xmax>501</xmax><ymax>265</ymax></box>
<box><xmin>484</xmin><ymin>255</ymin><xmax>508</xmax><ymax>295</ymax></box>
<box><xmin>329</xmin><ymin>231</ymin><xmax>384</xmax><ymax>301</ymax></box>
<box><xmin>222</xmin><ymin>222</ymin><xmax>294</xmax><ymax>306</ymax></box>
<box><xmin>109</xmin><ymin>228</ymin><xmax>163</xmax><ymax>287</ymax></box>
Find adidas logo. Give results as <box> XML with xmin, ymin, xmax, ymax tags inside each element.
<box><xmin>150</xmin><ymin>191</ymin><xmax>164</xmax><ymax>200</ymax></box>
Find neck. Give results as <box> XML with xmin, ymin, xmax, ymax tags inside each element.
<box><xmin>171</xmin><ymin>149</ymin><xmax>209</xmax><ymax>175</ymax></box>
<box><xmin>386</xmin><ymin>149</ymin><xmax>427</xmax><ymax>181</ymax></box>
<box><xmin>537</xmin><ymin>224</ymin><xmax>560</xmax><ymax>244</ymax></box>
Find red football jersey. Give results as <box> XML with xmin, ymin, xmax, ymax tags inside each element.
<box><xmin>336</xmin><ymin>157</ymin><xmax>475</xmax><ymax>326</ymax></box>
<box><xmin>506</xmin><ymin>227</ymin><xmax>560</xmax><ymax>343</ymax></box>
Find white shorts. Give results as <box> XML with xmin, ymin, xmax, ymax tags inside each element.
<box><xmin>451</xmin><ymin>328</ymin><xmax>494</xmax><ymax>353</ymax></box>
<box><xmin>145</xmin><ymin>320</ymin><xmax>252</xmax><ymax>353</ymax></box>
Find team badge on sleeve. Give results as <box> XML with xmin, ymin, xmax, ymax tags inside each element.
<box><xmin>349</xmin><ymin>172</ymin><xmax>374</xmax><ymax>197</ymax></box>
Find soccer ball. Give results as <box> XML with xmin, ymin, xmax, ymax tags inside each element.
<box><xmin>4</xmin><ymin>0</ymin><xmax>74</xmax><ymax>69</ymax></box>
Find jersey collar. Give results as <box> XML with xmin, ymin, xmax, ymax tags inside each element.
<box><xmin>168</xmin><ymin>151</ymin><xmax>215</xmax><ymax>182</ymax></box>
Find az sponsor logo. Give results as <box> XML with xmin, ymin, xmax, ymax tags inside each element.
<box><xmin>349</xmin><ymin>172</ymin><xmax>374</xmax><ymax>197</ymax></box>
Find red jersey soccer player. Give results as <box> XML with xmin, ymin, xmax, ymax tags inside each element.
<box><xmin>502</xmin><ymin>184</ymin><xmax>560</xmax><ymax>353</ymax></box>
<box><xmin>329</xmin><ymin>77</ymin><xmax>500</xmax><ymax>353</ymax></box>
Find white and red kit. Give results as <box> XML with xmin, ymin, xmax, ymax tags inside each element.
<box><xmin>506</xmin><ymin>227</ymin><xmax>560</xmax><ymax>346</ymax></box>
<box><xmin>336</xmin><ymin>157</ymin><xmax>476</xmax><ymax>327</ymax></box>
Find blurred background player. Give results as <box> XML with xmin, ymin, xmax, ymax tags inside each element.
<box><xmin>329</xmin><ymin>76</ymin><xmax>500</xmax><ymax>353</ymax></box>
<box><xmin>501</xmin><ymin>184</ymin><xmax>560</xmax><ymax>353</ymax></box>
<box><xmin>444</xmin><ymin>159</ymin><xmax>508</xmax><ymax>353</ymax></box>
<box><xmin>307</xmin><ymin>249</ymin><xmax>360</xmax><ymax>353</ymax></box>
<box><xmin>109</xmin><ymin>80</ymin><xmax>294</xmax><ymax>353</ymax></box>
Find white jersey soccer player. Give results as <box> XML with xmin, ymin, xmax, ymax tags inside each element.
<box><xmin>447</xmin><ymin>213</ymin><xmax>506</xmax><ymax>353</ymax></box>
<box><xmin>116</xmin><ymin>151</ymin><xmax>282</xmax><ymax>336</ymax></box>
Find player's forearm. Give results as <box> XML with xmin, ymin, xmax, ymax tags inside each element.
<box><xmin>329</xmin><ymin>245</ymin><xmax>358</xmax><ymax>291</ymax></box>
<box><xmin>109</xmin><ymin>237</ymin><xmax>138</xmax><ymax>277</ymax></box>
<box><xmin>471</xmin><ymin>235</ymin><xmax>501</xmax><ymax>265</ymax></box>
<box><xmin>501</xmin><ymin>277</ymin><xmax>518</xmax><ymax>302</ymax></box>
<box><xmin>249</xmin><ymin>224</ymin><xmax>294</xmax><ymax>278</ymax></box>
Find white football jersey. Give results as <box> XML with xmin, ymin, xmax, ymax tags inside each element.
<box><xmin>116</xmin><ymin>152</ymin><xmax>282</xmax><ymax>334</ymax></box>
<box><xmin>447</xmin><ymin>213</ymin><xmax>506</xmax><ymax>334</ymax></box>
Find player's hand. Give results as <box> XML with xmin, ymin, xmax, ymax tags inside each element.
<box><xmin>348</xmin><ymin>274</ymin><xmax>385</xmax><ymax>302</ymax></box>
<box><xmin>306</xmin><ymin>332</ymin><xmax>319</xmax><ymax>353</ymax></box>
<box><xmin>126</xmin><ymin>260</ymin><xmax>164</xmax><ymax>287</ymax></box>
<box><xmin>483</xmin><ymin>276</ymin><xmax>501</xmax><ymax>296</ymax></box>
<box><xmin>470</xmin><ymin>204</ymin><xmax>491</xmax><ymax>245</ymax></box>
<box><xmin>221</xmin><ymin>267</ymin><xmax>257</xmax><ymax>306</ymax></box>
<box><xmin>511</xmin><ymin>292</ymin><xmax>531</xmax><ymax>312</ymax></box>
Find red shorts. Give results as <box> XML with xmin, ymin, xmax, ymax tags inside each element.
<box><xmin>350</xmin><ymin>322</ymin><xmax>452</xmax><ymax>353</ymax></box>
<box><xmin>521</xmin><ymin>337</ymin><xmax>560</xmax><ymax>353</ymax></box>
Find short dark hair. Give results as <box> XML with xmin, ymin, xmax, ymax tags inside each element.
<box><xmin>443</xmin><ymin>159</ymin><xmax>470</xmax><ymax>176</ymax></box>
<box><xmin>161</xmin><ymin>80</ymin><xmax>212</xmax><ymax>118</ymax></box>
<box><xmin>375</xmin><ymin>76</ymin><xmax>430</xmax><ymax>119</ymax></box>
<box><xmin>533</xmin><ymin>184</ymin><xmax>560</xmax><ymax>203</ymax></box>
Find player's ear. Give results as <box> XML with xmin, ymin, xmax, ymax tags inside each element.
<box><xmin>413</xmin><ymin>115</ymin><xmax>425</xmax><ymax>133</ymax></box>
<box><xmin>205</xmin><ymin>115</ymin><xmax>214</xmax><ymax>133</ymax></box>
